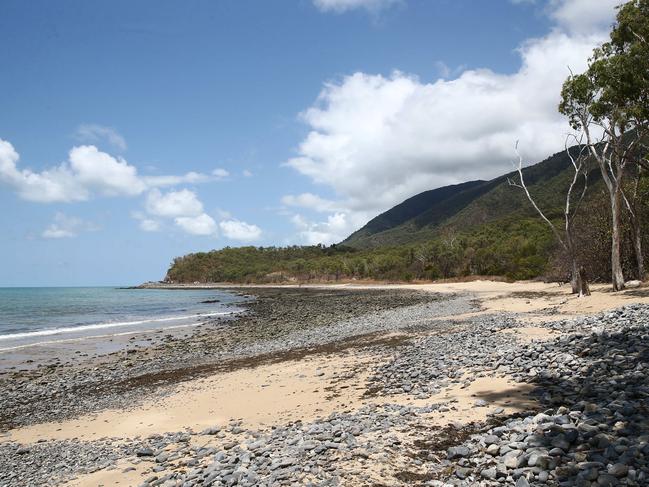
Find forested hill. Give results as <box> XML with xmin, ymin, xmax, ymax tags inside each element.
<box><xmin>343</xmin><ymin>148</ymin><xmax>581</xmax><ymax>248</ymax></box>
<box><xmin>164</xmin><ymin>144</ymin><xmax>630</xmax><ymax>285</ymax></box>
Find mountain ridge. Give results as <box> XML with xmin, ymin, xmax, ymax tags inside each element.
<box><xmin>342</xmin><ymin>147</ymin><xmax>585</xmax><ymax>249</ymax></box>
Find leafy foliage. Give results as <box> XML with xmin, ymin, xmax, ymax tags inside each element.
<box><xmin>165</xmin><ymin>218</ymin><xmax>557</xmax><ymax>284</ymax></box>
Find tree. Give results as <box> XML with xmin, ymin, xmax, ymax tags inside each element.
<box><xmin>509</xmin><ymin>139</ymin><xmax>591</xmax><ymax>296</ymax></box>
<box><xmin>608</xmin><ymin>0</ymin><xmax>649</xmax><ymax>280</ymax></box>
<box><xmin>559</xmin><ymin>0</ymin><xmax>649</xmax><ymax>290</ymax></box>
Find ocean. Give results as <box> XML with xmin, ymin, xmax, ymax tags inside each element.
<box><xmin>0</xmin><ymin>287</ymin><xmax>245</xmax><ymax>350</ymax></box>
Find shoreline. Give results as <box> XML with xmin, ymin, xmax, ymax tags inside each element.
<box><xmin>2</xmin><ymin>281</ymin><xmax>649</xmax><ymax>486</ymax></box>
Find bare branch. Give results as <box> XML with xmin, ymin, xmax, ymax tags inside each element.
<box><xmin>630</xmin><ymin>27</ymin><xmax>648</xmax><ymax>45</ymax></box>
<box><xmin>512</xmin><ymin>142</ymin><xmax>567</xmax><ymax>250</ymax></box>
<box><xmin>564</xmin><ymin>133</ymin><xmax>588</xmax><ymax>225</ymax></box>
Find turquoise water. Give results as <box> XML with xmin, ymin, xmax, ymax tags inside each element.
<box><xmin>0</xmin><ymin>287</ymin><xmax>244</xmax><ymax>349</ymax></box>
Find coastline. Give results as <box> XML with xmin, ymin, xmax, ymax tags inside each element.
<box><xmin>2</xmin><ymin>281</ymin><xmax>649</xmax><ymax>486</ymax></box>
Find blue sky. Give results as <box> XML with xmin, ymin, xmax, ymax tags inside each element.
<box><xmin>0</xmin><ymin>0</ymin><xmax>620</xmax><ymax>286</ymax></box>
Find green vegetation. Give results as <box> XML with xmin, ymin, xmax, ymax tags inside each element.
<box><xmin>166</xmin><ymin>218</ymin><xmax>557</xmax><ymax>284</ymax></box>
<box><xmin>165</xmin><ymin>147</ymin><xmax>599</xmax><ymax>285</ymax></box>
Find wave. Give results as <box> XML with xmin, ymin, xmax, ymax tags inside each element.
<box><xmin>0</xmin><ymin>311</ymin><xmax>236</xmax><ymax>341</ymax></box>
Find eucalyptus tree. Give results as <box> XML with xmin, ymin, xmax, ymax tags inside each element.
<box><xmin>559</xmin><ymin>0</ymin><xmax>649</xmax><ymax>290</ymax></box>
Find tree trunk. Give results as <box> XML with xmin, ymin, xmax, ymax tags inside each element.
<box><xmin>570</xmin><ymin>258</ymin><xmax>582</xmax><ymax>295</ymax></box>
<box><xmin>611</xmin><ymin>190</ymin><xmax>626</xmax><ymax>291</ymax></box>
<box><xmin>579</xmin><ymin>266</ymin><xmax>591</xmax><ymax>296</ymax></box>
<box><xmin>631</xmin><ymin>218</ymin><xmax>645</xmax><ymax>281</ymax></box>
<box><xmin>569</xmin><ymin>253</ymin><xmax>591</xmax><ymax>297</ymax></box>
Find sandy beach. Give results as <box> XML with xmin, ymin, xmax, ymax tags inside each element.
<box><xmin>2</xmin><ymin>280</ymin><xmax>649</xmax><ymax>486</ymax></box>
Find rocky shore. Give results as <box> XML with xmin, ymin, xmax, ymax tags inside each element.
<box><xmin>0</xmin><ymin>288</ymin><xmax>444</xmax><ymax>430</ymax></box>
<box><xmin>1</xmin><ymin>285</ymin><xmax>649</xmax><ymax>486</ymax></box>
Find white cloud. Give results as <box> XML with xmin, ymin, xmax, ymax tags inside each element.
<box><xmin>289</xmin><ymin>211</ymin><xmax>365</xmax><ymax>245</ymax></box>
<box><xmin>139</xmin><ymin>219</ymin><xmax>161</xmax><ymax>232</ymax></box>
<box><xmin>313</xmin><ymin>0</ymin><xmax>400</xmax><ymax>13</ymax></box>
<box><xmin>0</xmin><ymin>139</ymin><xmax>220</xmax><ymax>204</ymax></box>
<box><xmin>142</xmin><ymin>171</ymin><xmax>211</xmax><ymax>187</ymax></box>
<box><xmin>145</xmin><ymin>188</ymin><xmax>203</xmax><ymax>218</ymax></box>
<box><xmin>0</xmin><ymin>141</ymin><xmax>144</xmax><ymax>203</ymax></box>
<box><xmin>140</xmin><ymin>189</ymin><xmax>224</xmax><ymax>237</ymax></box>
<box><xmin>242</xmin><ymin>169</ymin><xmax>253</xmax><ymax>177</ymax></box>
<box><xmin>42</xmin><ymin>212</ymin><xmax>98</xmax><ymax>239</ymax></box>
<box><xmin>138</xmin><ymin>188</ymin><xmax>263</xmax><ymax>239</ymax></box>
<box><xmin>286</xmin><ymin>38</ymin><xmax>598</xmax><ymax>213</ymax></box>
<box><xmin>282</xmin><ymin>193</ymin><xmax>342</xmax><ymax>213</ymax></box>
<box><xmin>285</xmin><ymin>0</ymin><xmax>618</xmax><ymax>244</ymax></box>
<box><xmin>175</xmin><ymin>214</ymin><xmax>218</xmax><ymax>236</ymax></box>
<box><xmin>212</xmin><ymin>168</ymin><xmax>230</xmax><ymax>179</ymax></box>
<box><xmin>219</xmin><ymin>219</ymin><xmax>262</xmax><ymax>242</ymax></box>
<box><xmin>68</xmin><ymin>145</ymin><xmax>146</xmax><ymax>197</ymax></box>
<box><xmin>131</xmin><ymin>211</ymin><xmax>161</xmax><ymax>232</ymax></box>
<box><xmin>74</xmin><ymin>124</ymin><xmax>127</xmax><ymax>151</ymax></box>
<box><xmin>549</xmin><ymin>0</ymin><xmax>621</xmax><ymax>34</ymax></box>
<box><xmin>0</xmin><ymin>139</ymin><xmax>86</xmax><ymax>203</ymax></box>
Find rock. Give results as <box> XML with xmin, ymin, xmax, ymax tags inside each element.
<box><xmin>503</xmin><ymin>451</ymin><xmax>522</xmax><ymax>469</ymax></box>
<box><xmin>200</xmin><ymin>426</ymin><xmax>221</xmax><ymax>435</ymax></box>
<box><xmin>607</xmin><ymin>463</ymin><xmax>629</xmax><ymax>477</ymax></box>
<box><xmin>597</xmin><ymin>473</ymin><xmax>619</xmax><ymax>486</ymax></box>
<box><xmin>484</xmin><ymin>434</ymin><xmax>500</xmax><ymax>445</ymax></box>
<box><xmin>447</xmin><ymin>446</ymin><xmax>470</xmax><ymax>459</ymax></box>
<box><xmin>516</xmin><ymin>477</ymin><xmax>530</xmax><ymax>487</ymax></box>
<box><xmin>486</xmin><ymin>444</ymin><xmax>500</xmax><ymax>456</ymax></box>
<box><xmin>481</xmin><ymin>468</ymin><xmax>497</xmax><ymax>480</ymax></box>
<box><xmin>455</xmin><ymin>467</ymin><xmax>471</xmax><ymax>479</ymax></box>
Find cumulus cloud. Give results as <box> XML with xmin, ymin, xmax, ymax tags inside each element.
<box><xmin>42</xmin><ymin>212</ymin><xmax>98</xmax><ymax>239</ymax></box>
<box><xmin>0</xmin><ymin>139</ymin><xmax>222</xmax><ymax>203</ymax></box>
<box><xmin>281</xmin><ymin>193</ymin><xmax>342</xmax><ymax>213</ymax></box>
<box><xmin>175</xmin><ymin>214</ymin><xmax>218</xmax><ymax>236</ymax></box>
<box><xmin>313</xmin><ymin>0</ymin><xmax>400</xmax><ymax>13</ymax></box>
<box><xmin>145</xmin><ymin>188</ymin><xmax>204</xmax><ymax>218</ymax></box>
<box><xmin>549</xmin><ymin>0</ymin><xmax>621</xmax><ymax>34</ymax></box>
<box><xmin>0</xmin><ymin>141</ymin><xmax>144</xmax><ymax>202</ymax></box>
<box><xmin>219</xmin><ymin>219</ymin><xmax>262</xmax><ymax>242</ymax></box>
<box><xmin>74</xmin><ymin>124</ymin><xmax>127</xmax><ymax>151</ymax></box>
<box><xmin>68</xmin><ymin>145</ymin><xmax>146</xmax><ymax>197</ymax></box>
<box><xmin>287</xmin><ymin>33</ymin><xmax>602</xmax><ymax>213</ymax></box>
<box><xmin>142</xmin><ymin>188</ymin><xmax>220</xmax><ymax>236</ymax></box>
<box><xmin>242</xmin><ymin>169</ymin><xmax>253</xmax><ymax>178</ymax></box>
<box><xmin>289</xmin><ymin>212</ymin><xmax>366</xmax><ymax>245</ymax></box>
<box><xmin>139</xmin><ymin>188</ymin><xmax>261</xmax><ymax>239</ymax></box>
<box><xmin>285</xmin><ymin>0</ymin><xmax>618</xmax><ymax>244</ymax></box>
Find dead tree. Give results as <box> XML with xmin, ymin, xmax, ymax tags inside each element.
<box><xmin>508</xmin><ymin>138</ymin><xmax>590</xmax><ymax>296</ymax></box>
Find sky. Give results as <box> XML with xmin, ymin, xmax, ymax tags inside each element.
<box><xmin>0</xmin><ymin>0</ymin><xmax>622</xmax><ymax>286</ymax></box>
